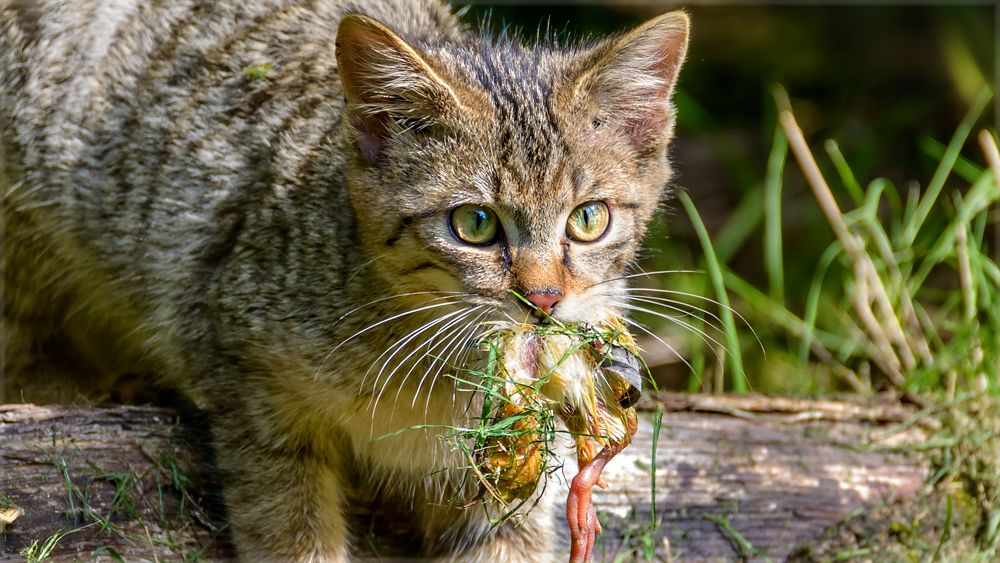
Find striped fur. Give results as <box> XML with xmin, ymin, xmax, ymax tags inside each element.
<box><xmin>1</xmin><ymin>1</ymin><xmax>688</xmax><ymax>560</ymax></box>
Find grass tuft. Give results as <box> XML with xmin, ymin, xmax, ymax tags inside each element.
<box><xmin>679</xmin><ymin>192</ymin><xmax>747</xmax><ymax>392</ymax></box>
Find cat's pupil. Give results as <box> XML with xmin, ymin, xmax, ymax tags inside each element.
<box><xmin>450</xmin><ymin>204</ymin><xmax>499</xmax><ymax>245</ymax></box>
<box><xmin>566</xmin><ymin>201</ymin><xmax>610</xmax><ymax>242</ymax></box>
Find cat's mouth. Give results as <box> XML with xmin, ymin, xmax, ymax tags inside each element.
<box><xmin>498</xmin><ymin>321</ymin><xmax>641</xmax><ymax>411</ymax></box>
<box><xmin>463</xmin><ymin>292</ymin><xmax>623</xmax><ymax>328</ymax></box>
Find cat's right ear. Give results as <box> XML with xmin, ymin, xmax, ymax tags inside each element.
<box><xmin>336</xmin><ymin>14</ymin><xmax>462</xmax><ymax>164</ymax></box>
<box><xmin>567</xmin><ymin>11</ymin><xmax>690</xmax><ymax>154</ymax></box>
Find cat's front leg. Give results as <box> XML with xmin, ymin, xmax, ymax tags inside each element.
<box><xmin>213</xmin><ymin>412</ymin><xmax>351</xmax><ymax>562</ymax></box>
<box><xmin>416</xmin><ymin>486</ymin><xmax>559</xmax><ymax>562</ymax></box>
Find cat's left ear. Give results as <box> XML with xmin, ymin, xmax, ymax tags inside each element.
<box><xmin>568</xmin><ymin>11</ymin><xmax>690</xmax><ymax>153</ymax></box>
<box><xmin>336</xmin><ymin>14</ymin><xmax>463</xmax><ymax>164</ymax></box>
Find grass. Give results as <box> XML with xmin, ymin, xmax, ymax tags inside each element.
<box><xmin>646</xmin><ymin>410</ymin><xmax>662</xmax><ymax>558</ymax></box>
<box><xmin>646</xmin><ymin>83</ymin><xmax>998</xmax><ymax>399</ymax></box>
<box><xmin>637</xmin><ymin>411</ymin><xmax>665</xmax><ymax>561</ymax></box>
<box><xmin>602</xmin><ymin>409</ymin><xmax>665</xmax><ymax>561</ymax></box>
<box><xmin>20</xmin><ymin>524</ymin><xmax>95</xmax><ymax>563</ymax></box>
<box><xmin>158</xmin><ymin>450</ymin><xmax>194</xmax><ymax>519</ymax></box>
<box><xmin>679</xmin><ymin>192</ymin><xmax>748</xmax><ymax>393</ymax></box>
<box><xmin>780</xmin><ymin>85</ymin><xmax>997</xmax><ymax>395</ymax></box>
<box><xmin>17</xmin><ymin>445</ymin><xmax>213</xmax><ymax>562</ymax></box>
<box><xmin>703</xmin><ymin>513</ymin><xmax>759</xmax><ymax>559</ymax></box>
<box><xmin>91</xmin><ymin>546</ymin><xmax>126</xmax><ymax>563</ymax></box>
<box><xmin>242</xmin><ymin>62</ymin><xmax>272</xmax><ymax>80</ymax></box>
<box><xmin>666</xmin><ymin>82</ymin><xmax>999</xmax><ymax>558</ymax></box>
<box><xmin>629</xmin><ymin>66</ymin><xmax>997</xmax><ymax>556</ymax></box>
<box><xmin>794</xmin><ymin>391</ymin><xmax>1000</xmax><ymax>559</ymax></box>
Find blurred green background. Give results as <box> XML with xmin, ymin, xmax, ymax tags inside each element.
<box><xmin>455</xmin><ymin>2</ymin><xmax>998</xmax><ymax>397</ymax></box>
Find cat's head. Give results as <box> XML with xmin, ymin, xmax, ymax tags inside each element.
<box><xmin>336</xmin><ymin>11</ymin><xmax>689</xmax><ymax>325</ymax></box>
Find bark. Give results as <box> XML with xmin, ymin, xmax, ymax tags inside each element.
<box><xmin>0</xmin><ymin>394</ymin><xmax>928</xmax><ymax>561</ymax></box>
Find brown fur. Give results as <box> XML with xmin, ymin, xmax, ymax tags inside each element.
<box><xmin>1</xmin><ymin>1</ymin><xmax>688</xmax><ymax>559</ymax></box>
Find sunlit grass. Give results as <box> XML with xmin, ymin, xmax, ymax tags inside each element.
<box><xmin>678</xmin><ymin>192</ymin><xmax>747</xmax><ymax>393</ymax></box>
<box><xmin>642</xmin><ymin>84</ymin><xmax>998</xmax><ymax>398</ymax></box>
<box><xmin>776</xmin><ymin>85</ymin><xmax>997</xmax><ymax>397</ymax></box>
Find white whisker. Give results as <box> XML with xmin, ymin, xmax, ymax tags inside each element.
<box><xmin>454</xmin><ymin>309</ymin><xmax>493</xmax><ymax>381</ymax></box>
<box><xmin>367</xmin><ymin>307</ymin><xmax>472</xmax><ymax>400</ymax></box>
<box><xmin>345</xmin><ymin>251</ymin><xmax>392</xmax><ymax>283</ymax></box>
<box><xmin>618</xmin><ymin>317</ymin><xmax>696</xmax><ymax>375</ymax></box>
<box><xmin>318</xmin><ymin>297</ymin><xmax>466</xmax><ymax>380</ymax></box>
<box><xmin>364</xmin><ymin>309</ymin><xmax>471</xmax><ymax>438</ymax></box>
<box><xmin>326</xmin><ymin>291</ymin><xmax>469</xmax><ymax>332</ymax></box>
<box><xmin>357</xmin><ymin>309</ymin><xmax>461</xmax><ymax>393</ymax></box>
<box><xmin>389</xmin><ymin>306</ymin><xmax>483</xmax><ymax>412</ymax></box>
<box><xmin>620</xmin><ymin>287</ymin><xmax>764</xmax><ymax>352</ymax></box>
<box><xmin>421</xmin><ymin>308</ymin><xmax>493</xmax><ymax>418</ymax></box>
<box><xmin>409</xmin><ymin>314</ymin><xmax>478</xmax><ymax>408</ymax></box>
<box><xmin>616</xmin><ymin>294</ymin><xmax>725</xmax><ymax>335</ymax></box>
<box><xmin>370</xmin><ymin>307</ymin><xmax>479</xmax><ymax>425</ymax></box>
<box><xmin>584</xmin><ymin>269</ymin><xmax>704</xmax><ymax>290</ymax></box>
<box><xmin>611</xmin><ymin>301</ymin><xmax>727</xmax><ymax>364</ymax></box>
<box><xmin>450</xmin><ymin>309</ymin><xmax>495</xmax><ymax>416</ymax></box>
<box><xmin>407</xmin><ymin>315</ymin><xmax>479</xmax><ymax>419</ymax></box>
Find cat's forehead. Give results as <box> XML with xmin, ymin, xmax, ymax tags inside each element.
<box><xmin>416</xmin><ymin>37</ymin><xmax>651</xmax><ymax>232</ymax></box>
<box><xmin>440</xmin><ymin>43</ymin><xmax>585</xmax><ymax>204</ymax></box>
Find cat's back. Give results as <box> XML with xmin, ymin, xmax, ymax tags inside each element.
<box><xmin>0</xmin><ymin>0</ymin><xmax>464</xmax><ymax>300</ymax></box>
<box><xmin>0</xmin><ymin>0</ymin><xmax>466</xmax><ymax>401</ymax></box>
<box><xmin>0</xmin><ymin>0</ymin><xmax>463</xmax><ymax>207</ymax></box>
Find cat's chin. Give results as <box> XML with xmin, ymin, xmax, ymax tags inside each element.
<box><xmin>549</xmin><ymin>301</ymin><xmax>621</xmax><ymax>326</ymax></box>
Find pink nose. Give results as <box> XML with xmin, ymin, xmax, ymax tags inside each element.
<box><xmin>525</xmin><ymin>290</ymin><xmax>562</xmax><ymax>318</ymax></box>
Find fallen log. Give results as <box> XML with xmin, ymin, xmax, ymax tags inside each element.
<box><xmin>1</xmin><ymin>394</ymin><xmax>928</xmax><ymax>561</ymax></box>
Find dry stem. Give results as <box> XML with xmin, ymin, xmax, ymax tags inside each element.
<box><xmin>774</xmin><ymin>85</ymin><xmax>931</xmax><ymax>388</ymax></box>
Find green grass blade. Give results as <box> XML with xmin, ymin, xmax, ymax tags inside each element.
<box><xmin>920</xmin><ymin>136</ymin><xmax>984</xmax><ymax>183</ymax></box>
<box><xmin>723</xmin><ymin>269</ymin><xmax>853</xmax><ymax>355</ymax></box>
<box><xmin>983</xmin><ymin>257</ymin><xmax>1000</xmax><ymax>289</ymax></box>
<box><xmin>650</xmin><ymin>411</ymin><xmax>663</xmax><ymax>525</ymax></box>
<box><xmin>952</xmin><ymin>193</ymin><xmax>977</xmax><ymax>323</ymax></box>
<box><xmin>824</xmin><ymin>139</ymin><xmax>865</xmax><ymax>205</ymax></box>
<box><xmin>800</xmin><ymin>242</ymin><xmax>843</xmax><ymax>364</ymax></box>
<box><xmin>688</xmin><ymin>353</ymin><xmax>706</xmax><ymax>392</ymax></box>
<box><xmin>713</xmin><ymin>189</ymin><xmax>764</xmax><ymax>263</ymax></box>
<box><xmin>910</xmin><ymin>171</ymin><xmax>1000</xmax><ymax>293</ymax></box>
<box><xmin>901</xmin><ymin>86</ymin><xmax>992</xmax><ymax>246</ymax></box>
<box><xmin>764</xmin><ymin>125</ymin><xmax>788</xmax><ymax>304</ymax></box>
<box><xmin>679</xmin><ymin>191</ymin><xmax>747</xmax><ymax>392</ymax></box>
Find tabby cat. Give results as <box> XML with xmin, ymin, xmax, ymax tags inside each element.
<box><xmin>1</xmin><ymin>0</ymin><xmax>688</xmax><ymax>559</ymax></box>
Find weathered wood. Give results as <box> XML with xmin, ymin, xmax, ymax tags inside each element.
<box><xmin>593</xmin><ymin>393</ymin><xmax>927</xmax><ymax>561</ymax></box>
<box><xmin>1</xmin><ymin>395</ymin><xmax>928</xmax><ymax>561</ymax></box>
<box><xmin>0</xmin><ymin>404</ymin><xmax>232</xmax><ymax>561</ymax></box>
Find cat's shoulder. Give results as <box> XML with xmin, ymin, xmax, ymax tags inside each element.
<box><xmin>0</xmin><ymin>0</ymin><xmax>463</xmax><ymax>48</ymax></box>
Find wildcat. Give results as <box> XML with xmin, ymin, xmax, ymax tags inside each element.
<box><xmin>0</xmin><ymin>0</ymin><xmax>689</xmax><ymax>560</ymax></box>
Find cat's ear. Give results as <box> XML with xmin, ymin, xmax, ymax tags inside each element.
<box><xmin>569</xmin><ymin>11</ymin><xmax>690</xmax><ymax>152</ymax></box>
<box><xmin>336</xmin><ymin>14</ymin><xmax>462</xmax><ymax>164</ymax></box>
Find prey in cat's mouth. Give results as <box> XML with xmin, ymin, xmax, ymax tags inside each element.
<box><xmin>471</xmin><ymin>318</ymin><xmax>643</xmax><ymax>562</ymax></box>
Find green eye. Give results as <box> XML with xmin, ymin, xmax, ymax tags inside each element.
<box><xmin>450</xmin><ymin>204</ymin><xmax>500</xmax><ymax>245</ymax></box>
<box><xmin>567</xmin><ymin>201</ymin><xmax>610</xmax><ymax>242</ymax></box>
